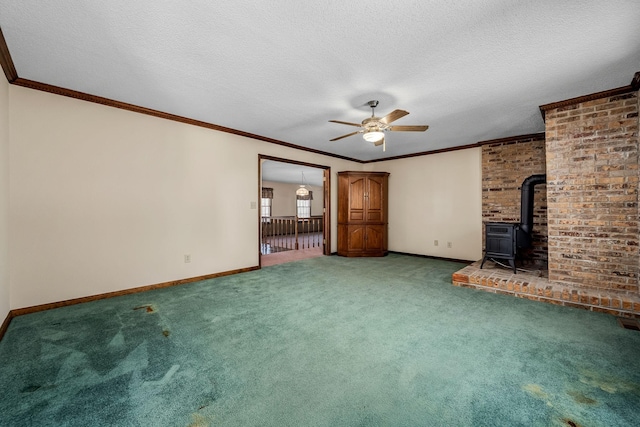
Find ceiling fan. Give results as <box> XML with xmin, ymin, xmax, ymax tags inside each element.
<box><xmin>329</xmin><ymin>100</ymin><xmax>429</xmax><ymax>151</ymax></box>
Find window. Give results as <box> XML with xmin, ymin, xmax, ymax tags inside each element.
<box><xmin>296</xmin><ymin>199</ymin><xmax>311</xmax><ymax>219</ymax></box>
<box><xmin>261</xmin><ymin>197</ymin><xmax>272</xmax><ymax>218</ymax></box>
<box><xmin>261</xmin><ymin>187</ymin><xmax>273</xmax><ymax>219</ymax></box>
<box><xmin>296</xmin><ymin>190</ymin><xmax>312</xmax><ymax>219</ymax></box>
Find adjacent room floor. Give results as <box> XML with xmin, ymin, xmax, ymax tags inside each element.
<box><xmin>261</xmin><ymin>232</ymin><xmax>324</xmax><ymax>267</ymax></box>
<box><xmin>261</xmin><ymin>245</ymin><xmax>324</xmax><ymax>267</ymax></box>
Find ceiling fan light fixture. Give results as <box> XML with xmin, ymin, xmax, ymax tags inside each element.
<box><xmin>363</xmin><ymin>130</ymin><xmax>384</xmax><ymax>143</ymax></box>
<box><xmin>329</xmin><ymin>100</ymin><xmax>428</xmax><ymax>150</ymax></box>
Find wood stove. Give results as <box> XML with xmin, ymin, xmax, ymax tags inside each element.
<box><xmin>481</xmin><ymin>174</ymin><xmax>546</xmax><ymax>274</ymax></box>
<box><xmin>481</xmin><ymin>222</ymin><xmax>518</xmax><ymax>273</ymax></box>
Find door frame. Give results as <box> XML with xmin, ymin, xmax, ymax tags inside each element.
<box><xmin>258</xmin><ymin>154</ymin><xmax>331</xmax><ymax>267</ymax></box>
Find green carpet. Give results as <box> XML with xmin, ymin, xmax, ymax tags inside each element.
<box><xmin>1</xmin><ymin>254</ymin><xmax>639</xmax><ymax>426</ymax></box>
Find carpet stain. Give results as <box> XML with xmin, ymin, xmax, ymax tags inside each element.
<box><xmin>567</xmin><ymin>390</ymin><xmax>597</xmax><ymax>405</ymax></box>
<box><xmin>523</xmin><ymin>383</ymin><xmax>549</xmax><ymax>400</ymax></box>
<box><xmin>20</xmin><ymin>384</ymin><xmax>55</xmax><ymax>393</ymax></box>
<box><xmin>562</xmin><ymin>418</ymin><xmax>582</xmax><ymax>427</ymax></box>
<box><xmin>133</xmin><ymin>304</ymin><xmax>155</xmax><ymax>313</ymax></box>
<box><xmin>4</xmin><ymin>256</ymin><xmax>640</xmax><ymax>426</ymax></box>
<box><xmin>187</xmin><ymin>413</ymin><xmax>211</xmax><ymax>427</ymax></box>
<box><xmin>578</xmin><ymin>368</ymin><xmax>639</xmax><ymax>394</ymax></box>
<box><xmin>163</xmin><ymin>329</ymin><xmax>170</xmax><ymax>337</ymax></box>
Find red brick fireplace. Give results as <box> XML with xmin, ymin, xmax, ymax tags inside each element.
<box><xmin>481</xmin><ymin>134</ymin><xmax>548</xmax><ymax>266</ymax></box>
<box><xmin>453</xmin><ymin>71</ymin><xmax>640</xmax><ymax>318</ymax></box>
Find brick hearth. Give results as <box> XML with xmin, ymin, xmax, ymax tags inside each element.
<box><xmin>453</xmin><ymin>260</ymin><xmax>640</xmax><ymax>318</ymax></box>
<box><xmin>464</xmin><ymin>76</ymin><xmax>640</xmax><ymax>319</ymax></box>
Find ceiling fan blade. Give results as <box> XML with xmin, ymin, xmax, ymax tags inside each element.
<box><xmin>329</xmin><ymin>120</ymin><xmax>362</xmax><ymax>127</ymax></box>
<box><xmin>388</xmin><ymin>125</ymin><xmax>429</xmax><ymax>132</ymax></box>
<box><xmin>380</xmin><ymin>109</ymin><xmax>409</xmax><ymax>124</ymax></box>
<box><xmin>330</xmin><ymin>131</ymin><xmax>361</xmax><ymax>141</ymax></box>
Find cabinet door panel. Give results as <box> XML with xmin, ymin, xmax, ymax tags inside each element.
<box><xmin>348</xmin><ymin>226</ymin><xmax>365</xmax><ymax>251</ymax></box>
<box><xmin>365</xmin><ymin>225</ymin><xmax>384</xmax><ymax>251</ymax></box>
<box><xmin>366</xmin><ymin>176</ymin><xmax>385</xmax><ymax>222</ymax></box>
<box><xmin>350</xmin><ymin>211</ymin><xmax>364</xmax><ymax>221</ymax></box>
<box><xmin>367</xmin><ymin>211</ymin><xmax>382</xmax><ymax>222</ymax></box>
<box><xmin>348</xmin><ymin>177</ymin><xmax>365</xmax><ymax>221</ymax></box>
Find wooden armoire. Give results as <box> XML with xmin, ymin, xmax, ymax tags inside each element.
<box><xmin>337</xmin><ymin>171</ymin><xmax>389</xmax><ymax>257</ymax></box>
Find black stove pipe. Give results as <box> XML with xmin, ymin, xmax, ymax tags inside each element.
<box><xmin>517</xmin><ymin>174</ymin><xmax>546</xmax><ymax>249</ymax></box>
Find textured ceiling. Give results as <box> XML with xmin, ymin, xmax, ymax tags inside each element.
<box><xmin>1</xmin><ymin>1</ymin><xmax>639</xmax><ymax>161</ymax></box>
<box><xmin>262</xmin><ymin>161</ymin><xmax>324</xmax><ymax>188</ymax></box>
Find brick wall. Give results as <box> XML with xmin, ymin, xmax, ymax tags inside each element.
<box><xmin>545</xmin><ymin>90</ymin><xmax>639</xmax><ymax>294</ymax></box>
<box><xmin>481</xmin><ymin>135</ymin><xmax>547</xmax><ymax>265</ymax></box>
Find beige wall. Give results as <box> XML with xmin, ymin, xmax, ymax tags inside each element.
<box><xmin>6</xmin><ymin>84</ymin><xmax>483</xmax><ymax>310</ymax></box>
<box><xmin>262</xmin><ymin>180</ymin><xmax>323</xmax><ymax>217</ymax></box>
<box><xmin>0</xmin><ymin>76</ymin><xmax>9</xmax><ymax>320</ymax></box>
<box><xmin>8</xmin><ymin>86</ymin><xmax>357</xmax><ymax>309</ymax></box>
<box><xmin>367</xmin><ymin>148</ymin><xmax>483</xmax><ymax>261</ymax></box>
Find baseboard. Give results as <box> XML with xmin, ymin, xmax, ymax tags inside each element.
<box><xmin>8</xmin><ymin>265</ymin><xmax>260</xmax><ymax>320</ymax></box>
<box><xmin>0</xmin><ymin>311</ymin><xmax>13</xmax><ymax>342</ymax></box>
<box><xmin>388</xmin><ymin>251</ymin><xmax>474</xmax><ymax>265</ymax></box>
<box><xmin>330</xmin><ymin>251</ymin><xmax>471</xmax><ymax>264</ymax></box>
<box><xmin>1</xmin><ymin>254</ymin><xmax>467</xmax><ymax>341</ymax></box>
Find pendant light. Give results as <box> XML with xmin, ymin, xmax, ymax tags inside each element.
<box><xmin>296</xmin><ymin>171</ymin><xmax>310</xmax><ymax>196</ymax></box>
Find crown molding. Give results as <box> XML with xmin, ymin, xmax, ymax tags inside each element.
<box><xmin>10</xmin><ymin>77</ymin><xmax>492</xmax><ymax>164</ymax></box>
<box><xmin>0</xmin><ymin>27</ymin><xmax>18</xmax><ymax>83</ymax></box>
<box><xmin>11</xmin><ymin>77</ymin><xmax>363</xmax><ymax>163</ymax></box>
<box><xmin>363</xmin><ymin>132</ymin><xmax>546</xmax><ymax>163</ymax></box>
<box><xmin>3</xmin><ymin>27</ymin><xmax>637</xmax><ymax>163</ymax></box>
<box><xmin>539</xmin><ymin>85</ymin><xmax>634</xmax><ymax>116</ymax></box>
<box><xmin>539</xmin><ymin>71</ymin><xmax>640</xmax><ymax>119</ymax></box>
<box><xmin>632</xmin><ymin>71</ymin><xmax>640</xmax><ymax>91</ymax></box>
<box><xmin>362</xmin><ymin>142</ymin><xmax>481</xmax><ymax>163</ymax></box>
<box><xmin>477</xmin><ymin>132</ymin><xmax>545</xmax><ymax>146</ymax></box>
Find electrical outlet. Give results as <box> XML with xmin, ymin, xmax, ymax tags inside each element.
<box><xmin>184</xmin><ymin>254</ymin><xmax>191</xmax><ymax>263</ymax></box>
<box><xmin>447</xmin><ymin>242</ymin><xmax>452</xmax><ymax>248</ymax></box>
<box><xmin>434</xmin><ymin>240</ymin><xmax>438</xmax><ymax>246</ymax></box>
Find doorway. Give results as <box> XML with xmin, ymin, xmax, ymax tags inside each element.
<box><xmin>259</xmin><ymin>155</ymin><xmax>331</xmax><ymax>267</ymax></box>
